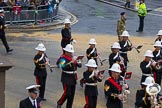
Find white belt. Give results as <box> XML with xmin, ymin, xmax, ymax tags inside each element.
<box><xmin>85</xmin><ymin>83</ymin><xmax>97</xmax><ymax>86</ymax></box>
<box><xmin>142</xmin><ymin>73</ymin><xmax>153</xmax><ymax>77</ymax></box>
<box><xmin>63</xmin><ymin>71</ymin><xmax>76</xmax><ymax>74</ymax></box>
<box><xmin>120</xmin><ymin>51</ymin><xmax>127</xmax><ymax>54</ymax></box>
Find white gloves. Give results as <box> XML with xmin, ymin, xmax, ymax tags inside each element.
<box><xmin>73</xmin><ymin>56</ymin><xmax>77</xmax><ymax>61</ymax></box>
<box><xmin>124</xmin><ymin>90</ymin><xmax>130</xmax><ymax>94</ymax></box>
<box><xmin>151</xmin><ymin>60</ymin><xmax>157</xmax><ymax>67</ymax></box>
<box><xmin>123</xmin><ymin>84</ymin><xmax>129</xmax><ymax>89</ymax></box>
<box><xmin>71</xmin><ymin>39</ymin><xmax>77</xmax><ymax>44</ymax></box>
<box><xmin>118</xmin><ymin>94</ymin><xmax>124</xmax><ymax>100</ymax></box>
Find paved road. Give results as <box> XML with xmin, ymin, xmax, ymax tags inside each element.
<box><xmin>49</xmin><ymin>0</ymin><xmax>162</xmax><ymax>37</ymax></box>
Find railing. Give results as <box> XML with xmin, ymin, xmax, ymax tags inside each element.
<box><xmin>0</xmin><ymin>4</ymin><xmax>59</xmax><ymax>24</ymax></box>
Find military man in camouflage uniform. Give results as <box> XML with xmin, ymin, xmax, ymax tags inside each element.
<box><xmin>116</xmin><ymin>12</ymin><xmax>126</xmax><ymax>41</ymax></box>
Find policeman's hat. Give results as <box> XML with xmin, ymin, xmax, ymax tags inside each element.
<box><xmin>26</xmin><ymin>84</ymin><xmax>40</xmax><ymax>94</ymax></box>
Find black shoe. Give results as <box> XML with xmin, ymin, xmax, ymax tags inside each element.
<box><xmin>41</xmin><ymin>98</ymin><xmax>47</xmax><ymax>101</ymax></box>
<box><xmin>7</xmin><ymin>49</ymin><xmax>13</xmax><ymax>53</ymax></box>
<box><xmin>80</xmin><ymin>80</ymin><xmax>83</xmax><ymax>88</ymax></box>
<box><xmin>57</xmin><ymin>104</ymin><xmax>61</xmax><ymax>108</ymax></box>
<box><xmin>136</xmin><ymin>30</ymin><xmax>143</xmax><ymax>32</ymax></box>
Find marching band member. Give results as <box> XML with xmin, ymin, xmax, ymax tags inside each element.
<box><xmin>61</xmin><ymin>18</ymin><xmax>73</xmax><ymax>49</ymax></box>
<box><xmin>104</xmin><ymin>63</ymin><xmax>129</xmax><ymax>108</ymax></box>
<box><xmin>152</xmin><ymin>41</ymin><xmax>162</xmax><ymax>85</ymax></box>
<box><xmin>34</xmin><ymin>43</ymin><xmax>48</xmax><ymax>101</ymax></box>
<box><xmin>135</xmin><ymin>76</ymin><xmax>155</xmax><ymax>108</ymax></box>
<box><xmin>109</xmin><ymin>42</ymin><xmax>121</xmax><ymax>68</ymax></box>
<box><xmin>80</xmin><ymin>38</ymin><xmax>99</xmax><ymax>87</ymax></box>
<box><xmin>140</xmin><ymin>50</ymin><xmax>154</xmax><ymax>86</ymax></box>
<box><xmin>86</xmin><ymin>38</ymin><xmax>98</xmax><ymax>65</ymax></box>
<box><xmin>109</xmin><ymin>42</ymin><xmax>126</xmax><ymax>76</ymax></box>
<box><xmin>56</xmin><ymin>18</ymin><xmax>75</xmax><ymax>66</ymax></box>
<box><xmin>155</xmin><ymin>30</ymin><xmax>162</xmax><ymax>44</ymax></box>
<box><xmin>57</xmin><ymin>44</ymin><xmax>82</xmax><ymax>108</ymax></box>
<box><xmin>119</xmin><ymin>31</ymin><xmax>132</xmax><ymax>72</ymax></box>
<box><xmin>83</xmin><ymin>59</ymin><xmax>102</xmax><ymax>108</ymax></box>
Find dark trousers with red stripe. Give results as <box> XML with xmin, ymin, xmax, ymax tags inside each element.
<box><xmin>35</xmin><ymin>76</ymin><xmax>47</xmax><ymax>99</ymax></box>
<box><xmin>57</xmin><ymin>83</ymin><xmax>76</xmax><ymax>108</ymax></box>
<box><xmin>154</xmin><ymin>70</ymin><xmax>161</xmax><ymax>85</ymax></box>
<box><xmin>84</xmin><ymin>96</ymin><xmax>97</xmax><ymax>108</ymax></box>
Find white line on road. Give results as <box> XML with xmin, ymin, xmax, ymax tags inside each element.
<box><xmin>148</xmin><ymin>13</ymin><xmax>162</xmax><ymax>17</ymax></box>
<box><xmin>154</xmin><ymin>7</ymin><xmax>162</xmax><ymax>12</ymax></box>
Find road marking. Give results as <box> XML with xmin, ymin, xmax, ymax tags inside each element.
<box><xmin>148</xmin><ymin>13</ymin><xmax>162</xmax><ymax>17</ymax></box>
<box><xmin>154</xmin><ymin>7</ymin><xmax>162</xmax><ymax>12</ymax></box>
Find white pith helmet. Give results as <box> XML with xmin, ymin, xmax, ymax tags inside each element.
<box><xmin>35</xmin><ymin>43</ymin><xmax>46</xmax><ymax>51</ymax></box>
<box><xmin>89</xmin><ymin>38</ymin><xmax>97</xmax><ymax>45</ymax></box>
<box><xmin>109</xmin><ymin>63</ymin><xmax>121</xmax><ymax>73</ymax></box>
<box><xmin>142</xmin><ymin>76</ymin><xmax>155</xmax><ymax>86</ymax></box>
<box><xmin>85</xmin><ymin>59</ymin><xmax>97</xmax><ymax>67</ymax></box>
<box><xmin>63</xmin><ymin>44</ymin><xmax>74</xmax><ymax>53</ymax></box>
<box><xmin>64</xmin><ymin>18</ymin><xmax>71</xmax><ymax>24</ymax></box>
<box><xmin>156</xmin><ymin>30</ymin><xmax>162</xmax><ymax>36</ymax></box>
<box><xmin>121</xmin><ymin>30</ymin><xmax>130</xmax><ymax>37</ymax></box>
<box><xmin>154</xmin><ymin>41</ymin><xmax>162</xmax><ymax>47</ymax></box>
<box><xmin>144</xmin><ymin>50</ymin><xmax>154</xmax><ymax>57</ymax></box>
<box><xmin>146</xmin><ymin>83</ymin><xmax>161</xmax><ymax>95</ymax></box>
<box><xmin>112</xmin><ymin>42</ymin><xmax>121</xmax><ymax>49</ymax></box>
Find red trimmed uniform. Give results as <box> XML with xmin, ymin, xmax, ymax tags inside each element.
<box><xmin>109</xmin><ymin>52</ymin><xmax>125</xmax><ymax>76</ymax></box>
<box><xmin>80</xmin><ymin>47</ymin><xmax>98</xmax><ymax>87</ymax></box>
<box><xmin>140</xmin><ymin>61</ymin><xmax>153</xmax><ymax>85</ymax></box>
<box><xmin>119</xmin><ymin>40</ymin><xmax>132</xmax><ymax>70</ymax></box>
<box><xmin>57</xmin><ymin>54</ymin><xmax>81</xmax><ymax>108</ymax></box>
<box><xmin>33</xmin><ymin>53</ymin><xmax>48</xmax><ymax>100</ymax></box>
<box><xmin>61</xmin><ymin>27</ymin><xmax>72</xmax><ymax>48</ymax></box>
<box><xmin>152</xmin><ymin>49</ymin><xmax>162</xmax><ymax>85</ymax></box>
<box><xmin>104</xmin><ymin>77</ymin><xmax>123</xmax><ymax>108</ymax></box>
<box><xmin>83</xmin><ymin>70</ymin><xmax>102</xmax><ymax>108</ymax></box>
<box><xmin>86</xmin><ymin>47</ymin><xmax>98</xmax><ymax>65</ymax></box>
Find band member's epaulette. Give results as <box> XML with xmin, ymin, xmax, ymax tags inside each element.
<box><xmin>34</xmin><ymin>59</ymin><xmax>39</xmax><ymax>63</ymax></box>
<box><xmin>104</xmin><ymin>84</ymin><xmax>110</xmax><ymax>92</ymax></box>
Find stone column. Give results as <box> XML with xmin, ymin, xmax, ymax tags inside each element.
<box><xmin>0</xmin><ymin>61</ymin><xmax>12</xmax><ymax>108</ymax></box>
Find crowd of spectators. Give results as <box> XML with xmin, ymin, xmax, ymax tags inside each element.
<box><xmin>0</xmin><ymin>0</ymin><xmax>61</xmax><ymax>10</ymax></box>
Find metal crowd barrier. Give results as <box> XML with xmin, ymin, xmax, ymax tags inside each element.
<box><xmin>1</xmin><ymin>5</ymin><xmax>59</xmax><ymax>24</ymax></box>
